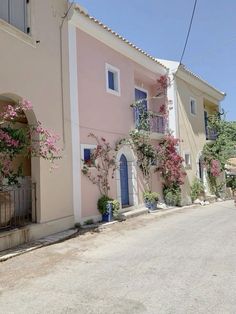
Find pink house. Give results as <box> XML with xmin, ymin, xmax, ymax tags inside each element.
<box><xmin>68</xmin><ymin>5</ymin><xmax>168</xmax><ymax>223</ymax></box>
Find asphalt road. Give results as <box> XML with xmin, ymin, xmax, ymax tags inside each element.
<box><xmin>0</xmin><ymin>200</ymin><xmax>236</xmax><ymax>314</ymax></box>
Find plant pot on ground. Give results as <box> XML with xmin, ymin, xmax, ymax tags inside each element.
<box><xmin>143</xmin><ymin>191</ymin><xmax>159</xmax><ymax>210</ymax></box>
<box><xmin>97</xmin><ymin>195</ymin><xmax>120</xmax><ymax>222</ymax></box>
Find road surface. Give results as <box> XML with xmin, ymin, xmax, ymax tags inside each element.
<box><xmin>0</xmin><ymin>200</ymin><xmax>236</xmax><ymax>313</ymax></box>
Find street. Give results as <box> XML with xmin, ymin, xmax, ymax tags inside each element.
<box><xmin>0</xmin><ymin>200</ymin><xmax>236</xmax><ymax>314</ymax></box>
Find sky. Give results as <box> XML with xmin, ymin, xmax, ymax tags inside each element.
<box><xmin>75</xmin><ymin>0</ymin><xmax>235</xmax><ymax>121</ymax></box>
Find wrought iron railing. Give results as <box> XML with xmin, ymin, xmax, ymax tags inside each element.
<box><xmin>150</xmin><ymin>115</ymin><xmax>166</xmax><ymax>134</ymax></box>
<box><xmin>0</xmin><ymin>183</ymin><xmax>36</xmax><ymax>231</ymax></box>
<box><xmin>134</xmin><ymin>112</ymin><xmax>166</xmax><ymax>134</ymax></box>
<box><xmin>206</xmin><ymin>128</ymin><xmax>217</xmax><ymax>140</ymax></box>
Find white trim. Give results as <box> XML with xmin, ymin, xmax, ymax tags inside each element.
<box><xmin>105</xmin><ymin>63</ymin><xmax>121</xmax><ymax>96</ymax></box>
<box><xmin>183</xmin><ymin>151</ymin><xmax>191</xmax><ymax>168</ymax></box>
<box><xmin>116</xmin><ymin>146</ymin><xmax>138</xmax><ymax>208</ymax></box>
<box><xmin>80</xmin><ymin>144</ymin><xmax>97</xmax><ymax>160</ymax></box>
<box><xmin>68</xmin><ymin>23</ymin><xmax>81</xmax><ymax>223</ymax></box>
<box><xmin>190</xmin><ymin>97</ymin><xmax>197</xmax><ymax>116</ymax></box>
<box><xmin>134</xmin><ymin>85</ymin><xmax>149</xmax><ymax>106</ymax></box>
<box><xmin>0</xmin><ymin>18</ymin><xmax>35</xmax><ymax>47</ymax></box>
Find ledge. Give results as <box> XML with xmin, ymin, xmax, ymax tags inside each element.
<box><xmin>0</xmin><ymin>19</ymin><xmax>36</xmax><ymax>48</ymax></box>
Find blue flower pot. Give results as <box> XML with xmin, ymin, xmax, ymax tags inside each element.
<box><xmin>145</xmin><ymin>201</ymin><xmax>157</xmax><ymax>210</ymax></box>
<box><xmin>102</xmin><ymin>203</ymin><xmax>113</xmax><ymax>222</ymax></box>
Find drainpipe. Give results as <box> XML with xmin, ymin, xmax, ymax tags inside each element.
<box><xmin>59</xmin><ymin>1</ymin><xmax>74</xmax><ymax>149</ymax></box>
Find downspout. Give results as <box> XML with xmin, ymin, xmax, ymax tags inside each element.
<box><xmin>59</xmin><ymin>1</ymin><xmax>74</xmax><ymax>148</ymax></box>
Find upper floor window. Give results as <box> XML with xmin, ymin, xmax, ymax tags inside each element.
<box><xmin>105</xmin><ymin>63</ymin><xmax>120</xmax><ymax>96</ymax></box>
<box><xmin>0</xmin><ymin>0</ymin><xmax>29</xmax><ymax>33</ymax></box>
<box><xmin>190</xmin><ymin>98</ymin><xmax>197</xmax><ymax>115</ymax></box>
<box><xmin>184</xmin><ymin>152</ymin><xmax>191</xmax><ymax>168</ymax></box>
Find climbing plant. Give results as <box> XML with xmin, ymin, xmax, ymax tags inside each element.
<box><xmin>203</xmin><ymin>113</ymin><xmax>236</xmax><ymax>196</ymax></box>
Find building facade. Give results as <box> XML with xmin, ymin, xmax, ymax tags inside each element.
<box><xmin>158</xmin><ymin>59</ymin><xmax>225</xmax><ymax>204</ymax></box>
<box><xmin>68</xmin><ymin>6</ymin><xmax>168</xmax><ymax>223</ymax></box>
<box><xmin>0</xmin><ymin>0</ymin><xmax>75</xmax><ymax>250</ymax></box>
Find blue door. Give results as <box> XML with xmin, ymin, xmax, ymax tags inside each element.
<box><xmin>120</xmin><ymin>154</ymin><xmax>129</xmax><ymax>206</ymax></box>
<box><xmin>134</xmin><ymin>88</ymin><xmax>147</xmax><ymax>129</ymax></box>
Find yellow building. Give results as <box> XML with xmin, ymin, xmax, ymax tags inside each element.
<box><xmin>158</xmin><ymin>60</ymin><xmax>225</xmax><ymax>204</ymax></box>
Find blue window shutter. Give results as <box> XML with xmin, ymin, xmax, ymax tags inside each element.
<box><xmin>9</xmin><ymin>0</ymin><xmax>26</xmax><ymax>32</ymax></box>
<box><xmin>0</xmin><ymin>0</ymin><xmax>9</xmax><ymax>23</ymax></box>
<box><xmin>108</xmin><ymin>71</ymin><xmax>115</xmax><ymax>90</ymax></box>
<box><xmin>84</xmin><ymin>149</ymin><xmax>91</xmax><ymax>162</ymax></box>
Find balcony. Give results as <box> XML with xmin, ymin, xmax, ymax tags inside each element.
<box><xmin>135</xmin><ymin>112</ymin><xmax>166</xmax><ymax>140</ymax></box>
<box><xmin>206</xmin><ymin>127</ymin><xmax>217</xmax><ymax>141</ymax></box>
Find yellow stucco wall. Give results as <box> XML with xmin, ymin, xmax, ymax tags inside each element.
<box><xmin>0</xmin><ymin>0</ymin><xmax>73</xmax><ymax>225</ymax></box>
<box><xmin>175</xmin><ymin>76</ymin><xmax>220</xmax><ymax>204</ymax></box>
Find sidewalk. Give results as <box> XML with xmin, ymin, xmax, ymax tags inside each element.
<box><xmin>0</xmin><ymin>202</ymin><xmax>209</xmax><ymax>262</ymax></box>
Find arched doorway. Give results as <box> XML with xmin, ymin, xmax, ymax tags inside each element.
<box><xmin>0</xmin><ymin>93</ymin><xmax>38</xmax><ymax>228</ymax></box>
<box><xmin>116</xmin><ymin>146</ymin><xmax>138</xmax><ymax>209</ymax></box>
<box><xmin>120</xmin><ymin>154</ymin><xmax>129</xmax><ymax>206</ymax></box>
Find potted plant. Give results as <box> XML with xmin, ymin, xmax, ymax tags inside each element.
<box><xmin>143</xmin><ymin>191</ymin><xmax>159</xmax><ymax>210</ymax></box>
<box><xmin>97</xmin><ymin>195</ymin><xmax>120</xmax><ymax>222</ymax></box>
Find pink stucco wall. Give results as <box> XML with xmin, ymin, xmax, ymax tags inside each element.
<box><xmin>77</xmin><ymin>29</ymin><xmax>164</xmax><ymax>219</ymax></box>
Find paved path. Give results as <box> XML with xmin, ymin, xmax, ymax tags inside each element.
<box><xmin>0</xmin><ymin>201</ymin><xmax>236</xmax><ymax>314</ymax></box>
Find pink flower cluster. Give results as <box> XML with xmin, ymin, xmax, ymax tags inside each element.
<box><xmin>0</xmin><ymin>129</ymin><xmax>19</xmax><ymax>148</ymax></box>
<box><xmin>210</xmin><ymin>159</ymin><xmax>221</xmax><ymax>177</ymax></box>
<box><xmin>31</xmin><ymin>122</ymin><xmax>61</xmax><ymax>160</ymax></box>
<box><xmin>156</xmin><ymin>134</ymin><xmax>186</xmax><ymax>186</ymax></box>
<box><xmin>0</xmin><ymin>99</ymin><xmax>32</xmax><ymax>122</ymax></box>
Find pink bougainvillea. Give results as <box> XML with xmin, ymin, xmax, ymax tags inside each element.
<box><xmin>0</xmin><ymin>99</ymin><xmax>61</xmax><ymax>185</ymax></box>
<box><xmin>156</xmin><ymin>134</ymin><xmax>186</xmax><ymax>187</ymax></box>
<box><xmin>210</xmin><ymin>159</ymin><xmax>221</xmax><ymax>177</ymax></box>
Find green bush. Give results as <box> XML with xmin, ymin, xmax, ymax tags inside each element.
<box><xmin>226</xmin><ymin>175</ymin><xmax>236</xmax><ymax>192</ymax></box>
<box><xmin>190</xmin><ymin>178</ymin><xmax>204</xmax><ymax>202</ymax></box>
<box><xmin>143</xmin><ymin>191</ymin><xmax>159</xmax><ymax>203</ymax></box>
<box><xmin>163</xmin><ymin>185</ymin><xmax>181</xmax><ymax>206</ymax></box>
<box><xmin>97</xmin><ymin>195</ymin><xmax>120</xmax><ymax>215</ymax></box>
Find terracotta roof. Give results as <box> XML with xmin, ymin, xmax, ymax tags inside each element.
<box><xmin>74</xmin><ymin>5</ymin><xmax>167</xmax><ymax>70</ymax></box>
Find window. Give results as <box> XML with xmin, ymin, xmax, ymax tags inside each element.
<box><xmin>0</xmin><ymin>0</ymin><xmax>29</xmax><ymax>33</ymax></box>
<box><xmin>184</xmin><ymin>152</ymin><xmax>191</xmax><ymax>168</ymax></box>
<box><xmin>105</xmin><ymin>63</ymin><xmax>120</xmax><ymax>96</ymax></box>
<box><xmin>81</xmin><ymin>144</ymin><xmax>96</xmax><ymax>167</ymax></box>
<box><xmin>190</xmin><ymin>98</ymin><xmax>196</xmax><ymax>115</ymax></box>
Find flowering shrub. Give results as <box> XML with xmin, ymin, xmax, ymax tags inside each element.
<box><xmin>81</xmin><ymin>134</ymin><xmax>117</xmax><ymax>197</ymax></box>
<box><xmin>156</xmin><ymin>134</ymin><xmax>186</xmax><ymax>187</ymax></box>
<box><xmin>0</xmin><ymin>99</ymin><xmax>61</xmax><ymax>186</ymax></box>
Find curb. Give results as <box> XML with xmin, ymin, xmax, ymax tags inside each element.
<box><xmin>0</xmin><ymin>200</ymin><xmax>229</xmax><ymax>262</ymax></box>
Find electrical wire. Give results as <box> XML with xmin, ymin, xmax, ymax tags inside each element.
<box><xmin>179</xmin><ymin>0</ymin><xmax>198</xmax><ymax>65</ymax></box>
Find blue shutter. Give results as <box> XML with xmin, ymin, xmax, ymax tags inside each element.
<box><xmin>84</xmin><ymin>149</ymin><xmax>91</xmax><ymax>162</ymax></box>
<box><xmin>108</xmin><ymin>71</ymin><xmax>115</xmax><ymax>90</ymax></box>
<box><xmin>9</xmin><ymin>0</ymin><xmax>26</xmax><ymax>32</ymax></box>
<box><xmin>0</xmin><ymin>0</ymin><xmax>9</xmax><ymax>23</ymax></box>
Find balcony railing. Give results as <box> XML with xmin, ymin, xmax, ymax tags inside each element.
<box><xmin>206</xmin><ymin>128</ymin><xmax>217</xmax><ymax>140</ymax></box>
<box><xmin>150</xmin><ymin>115</ymin><xmax>166</xmax><ymax>134</ymax></box>
<box><xmin>0</xmin><ymin>183</ymin><xmax>36</xmax><ymax>231</ymax></box>
<box><xmin>135</xmin><ymin>112</ymin><xmax>166</xmax><ymax>134</ymax></box>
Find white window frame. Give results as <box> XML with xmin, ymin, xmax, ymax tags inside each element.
<box><xmin>134</xmin><ymin>86</ymin><xmax>149</xmax><ymax>108</ymax></box>
<box><xmin>183</xmin><ymin>151</ymin><xmax>191</xmax><ymax>168</ymax></box>
<box><xmin>81</xmin><ymin>144</ymin><xmax>97</xmax><ymax>167</ymax></box>
<box><xmin>105</xmin><ymin>63</ymin><xmax>121</xmax><ymax>96</ymax></box>
<box><xmin>190</xmin><ymin>97</ymin><xmax>197</xmax><ymax>116</ymax></box>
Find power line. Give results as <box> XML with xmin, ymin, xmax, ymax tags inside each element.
<box><xmin>179</xmin><ymin>0</ymin><xmax>198</xmax><ymax>65</ymax></box>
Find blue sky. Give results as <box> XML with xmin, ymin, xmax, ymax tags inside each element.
<box><xmin>75</xmin><ymin>0</ymin><xmax>235</xmax><ymax>121</ymax></box>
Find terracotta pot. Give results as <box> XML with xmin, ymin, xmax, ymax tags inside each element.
<box><xmin>0</xmin><ymin>191</ymin><xmax>14</xmax><ymax>227</ymax></box>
